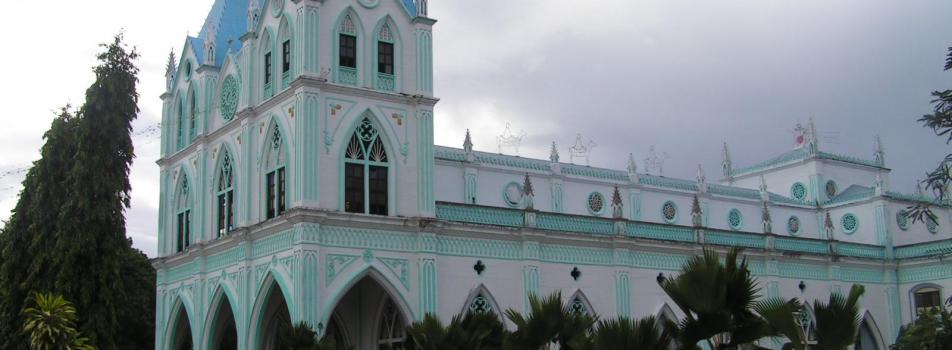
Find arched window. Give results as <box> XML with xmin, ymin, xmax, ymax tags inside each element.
<box><xmin>265</xmin><ymin>125</ymin><xmax>287</xmax><ymax>219</ymax></box>
<box><xmin>262</xmin><ymin>31</ymin><xmax>274</xmax><ymax>98</ymax></box>
<box><xmin>176</xmin><ymin>97</ymin><xmax>185</xmax><ymax>150</ymax></box>
<box><xmin>337</xmin><ymin>12</ymin><xmax>358</xmax><ymax>85</ymax></box>
<box><xmin>188</xmin><ymin>90</ymin><xmax>198</xmax><ymax>141</ymax></box>
<box><xmin>377</xmin><ymin>298</ymin><xmax>406</xmax><ymax>348</ymax></box>
<box><xmin>375</xmin><ymin>21</ymin><xmax>396</xmax><ymax>91</ymax></box>
<box><xmin>796</xmin><ymin>303</ymin><xmax>817</xmax><ymax>344</ymax></box>
<box><xmin>216</xmin><ymin>150</ymin><xmax>235</xmax><ymax>237</ymax></box>
<box><xmin>344</xmin><ymin>117</ymin><xmax>388</xmax><ymax>215</ymax></box>
<box><xmin>175</xmin><ymin>175</ymin><xmax>192</xmax><ymax>253</ymax></box>
<box><xmin>568</xmin><ymin>291</ymin><xmax>593</xmax><ymax>316</ymax></box>
<box><xmin>912</xmin><ymin>285</ymin><xmax>942</xmax><ymax>317</ymax></box>
<box><xmin>279</xmin><ymin>19</ymin><xmax>292</xmax><ymax>89</ymax></box>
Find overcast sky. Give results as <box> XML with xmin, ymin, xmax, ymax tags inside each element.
<box><xmin>0</xmin><ymin>0</ymin><xmax>950</xmax><ymax>257</ymax></box>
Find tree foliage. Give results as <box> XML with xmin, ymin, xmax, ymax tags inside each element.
<box><xmin>0</xmin><ymin>34</ymin><xmax>155</xmax><ymax>349</ymax></box>
<box><xmin>21</xmin><ymin>293</ymin><xmax>94</xmax><ymax>350</ymax></box>
<box><xmin>911</xmin><ymin>45</ymin><xmax>952</xmax><ymax>224</ymax></box>
<box><xmin>812</xmin><ymin>285</ymin><xmax>865</xmax><ymax>350</ymax></box>
<box><xmin>891</xmin><ymin>308</ymin><xmax>952</xmax><ymax>350</ymax></box>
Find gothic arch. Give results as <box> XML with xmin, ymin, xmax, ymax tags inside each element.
<box><xmin>165</xmin><ymin>293</ymin><xmax>198</xmax><ymax>350</ymax></box>
<box><xmin>856</xmin><ymin>310</ymin><xmax>886</xmax><ymax>350</ymax></box>
<box><xmin>258</xmin><ymin>116</ymin><xmax>292</xmax><ymax>170</ymax></box>
<box><xmin>372</xmin><ymin>14</ymin><xmax>403</xmax><ymax>90</ymax></box>
<box><xmin>202</xmin><ymin>283</ymin><xmax>240</xmax><ymax>350</ymax></box>
<box><xmin>321</xmin><ymin>265</ymin><xmax>415</xmax><ymax>328</ymax></box>
<box><xmin>337</xmin><ymin>112</ymin><xmax>396</xmax><ymax>215</ymax></box>
<box><xmin>171</xmin><ymin>166</ymin><xmax>195</xmax><ymax>252</ymax></box>
<box><xmin>567</xmin><ymin>289</ymin><xmax>595</xmax><ymax>316</ymax></box>
<box><xmin>333</xmin><ymin>6</ymin><xmax>366</xmax><ymax>84</ymax></box>
<box><xmin>460</xmin><ymin>284</ymin><xmax>504</xmax><ymax>320</ymax></box>
<box><xmin>185</xmin><ymin>82</ymin><xmax>200</xmax><ymax>141</ymax></box>
<box><xmin>212</xmin><ymin>143</ymin><xmax>238</xmax><ymax>237</ymax></box>
<box><xmin>248</xmin><ymin>270</ymin><xmax>295</xmax><ymax>349</ymax></box>
<box><xmin>212</xmin><ymin>142</ymin><xmax>239</xmax><ymax>190</ymax></box>
<box><xmin>258</xmin><ymin>27</ymin><xmax>276</xmax><ymax>100</ymax></box>
<box><xmin>276</xmin><ymin>14</ymin><xmax>295</xmax><ymax>88</ymax></box>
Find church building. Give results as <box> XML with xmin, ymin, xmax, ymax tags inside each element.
<box><xmin>154</xmin><ymin>0</ymin><xmax>952</xmax><ymax>348</ymax></box>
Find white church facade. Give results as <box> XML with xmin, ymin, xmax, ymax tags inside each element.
<box><xmin>153</xmin><ymin>0</ymin><xmax>952</xmax><ymax>349</ymax></box>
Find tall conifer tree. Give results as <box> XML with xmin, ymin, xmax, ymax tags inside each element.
<box><xmin>0</xmin><ymin>34</ymin><xmax>155</xmax><ymax>349</ymax></box>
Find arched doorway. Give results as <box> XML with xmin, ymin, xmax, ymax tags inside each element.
<box><xmin>256</xmin><ymin>280</ymin><xmax>292</xmax><ymax>350</ymax></box>
<box><xmin>854</xmin><ymin>312</ymin><xmax>885</xmax><ymax>350</ymax></box>
<box><xmin>169</xmin><ymin>302</ymin><xmax>194</xmax><ymax>350</ymax></box>
<box><xmin>207</xmin><ymin>290</ymin><xmax>238</xmax><ymax>350</ymax></box>
<box><xmin>326</xmin><ymin>274</ymin><xmax>410</xmax><ymax>349</ymax></box>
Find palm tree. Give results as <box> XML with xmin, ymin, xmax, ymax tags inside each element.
<box><xmin>812</xmin><ymin>284</ymin><xmax>865</xmax><ymax>350</ymax></box>
<box><xmin>21</xmin><ymin>292</ymin><xmax>94</xmax><ymax>350</ymax></box>
<box><xmin>587</xmin><ymin>316</ymin><xmax>674</xmax><ymax>350</ymax></box>
<box><xmin>658</xmin><ymin>248</ymin><xmax>799</xmax><ymax>349</ymax></box>
<box><xmin>406</xmin><ymin>311</ymin><xmax>506</xmax><ymax>350</ymax></box>
<box><xmin>503</xmin><ymin>292</ymin><xmax>597</xmax><ymax>350</ymax></box>
<box><xmin>276</xmin><ymin>321</ymin><xmax>348</xmax><ymax>350</ymax></box>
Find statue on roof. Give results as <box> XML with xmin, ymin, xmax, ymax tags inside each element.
<box><xmin>568</xmin><ymin>133</ymin><xmax>596</xmax><ymax>165</ymax></box>
<box><xmin>759</xmin><ymin>175</ymin><xmax>770</xmax><ymax>202</ymax></box>
<box><xmin>761</xmin><ymin>202</ymin><xmax>772</xmax><ymax>234</ymax></box>
<box><xmin>824</xmin><ymin>211</ymin><xmax>834</xmax><ymax>240</ymax></box>
<box><xmin>721</xmin><ymin>142</ymin><xmax>732</xmax><ymax>180</ymax></box>
<box><xmin>627</xmin><ymin>153</ymin><xmax>639</xmax><ymax>183</ymax></box>
<box><xmin>611</xmin><ymin>185</ymin><xmax>624</xmax><ymax>219</ymax></box>
<box><xmin>644</xmin><ymin>146</ymin><xmax>669</xmax><ymax>176</ymax></box>
<box><xmin>691</xmin><ymin>194</ymin><xmax>703</xmax><ymax>228</ymax></box>
<box><xmin>873</xmin><ymin>172</ymin><xmax>885</xmax><ymax>196</ymax></box>
<box><xmin>806</xmin><ymin>118</ymin><xmax>819</xmax><ymax>155</ymax></box>
<box><xmin>549</xmin><ymin>141</ymin><xmax>559</xmax><ymax>163</ymax></box>
<box><xmin>497</xmin><ymin>122</ymin><xmax>527</xmax><ymax>156</ymax></box>
<box><xmin>874</xmin><ymin>136</ymin><xmax>885</xmax><ymax>166</ymax></box>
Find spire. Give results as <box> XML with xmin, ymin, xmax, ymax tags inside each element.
<box><xmin>874</xmin><ymin>135</ymin><xmax>885</xmax><ymax>166</ymax></box>
<box><xmin>523</xmin><ymin>173</ymin><xmax>535</xmax><ymax>210</ymax></box>
<box><xmin>761</xmin><ymin>202</ymin><xmax>772</xmax><ymax>234</ymax></box>
<box><xmin>549</xmin><ymin>141</ymin><xmax>560</xmax><ymax>163</ymax></box>
<box><xmin>806</xmin><ymin>118</ymin><xmax>819</xmax><ymax>155</ymax></box>
<box><xmin>696</xmin><ymin>164</ymin><xmax>707</xmax><ymax>193</ymax></box>
<box><xmin>611</xmin><ymin>185</ymin><xmax>624</xmax><ymax>219</ymax></box>
<box><xmin>759</xmin><ymin>175</ymin><xmax>769</xmax><ymax>201</ymax></box>
<box><xmin>721</xmin><ymin>142</ymin><xmax>733</xmax><ymax>179</ymax></box>
<box><xmin>165</xmin><ymin>49</ymin><xmax>177</xmax><ymax>90</ymax></box>
<box><xmin>463</xmin><ymin>129</ymin><xmax>473</xmax><ymax>153</ymax></box>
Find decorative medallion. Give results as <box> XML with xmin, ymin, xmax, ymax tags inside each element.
<box><xmin>728</xmin><ymin>208</ymin><xmax>743</xmax><ymax>230</ymax></box>
<box><xmin>787</xmin><ymin>216</ymin><xmax>801</xmax><ymax>235</ymax></box>
<box><xmin>927</xmin><ymin>218</ymin><xmax>939</xmax><ymax>234</ymax></box>
<box><xmin>841</xmin><ymin>213</ymin><xmax>858</xmax><ymax>234</ymax></box>
<box><xmin>271</xmin><ymin>0</ymin><xmax>283</xmax><ymax>17</ymax></box>
<box><xmin>503</xmin><ymin>182</ymin><xmax>523</xmax><ymax>208</ymax></box>
<box><xmin>570</xmin><ymin>297</ymin><xmax>587</xmax><ymax>315</ymax></box>
<box><xmin>469</xmin><ymin>294</ymin><xmax>492</xmax><ymax>314</ymax></box>
<box><xmin>662</xmin><ymin>201</ymin><xmax>678</xmax><ymax>224</ymax></box>
<box><xmin>219</xmin><ymin>75</ymin><xmax>239</xmax><ymax>122</ymax></box>
<box><xmin>825</xmin><ymin>180</ymin><xmax>838</xmax><ymax>198</ymax></box>
<box><xmin>357</xmin><ymin>0</ymin><xmax>381</xmax><ymax>8</ymax></box>
<box><xmin>587</xmin><ymin>192</ymin><xmax>605</xmax><ymax>215</ymax></box>
<box><xmin>896</xmin><ymin>210</ymin><xmax>909</xmax><ymax>231</ymax></box>
<box><xmin>791</xmin><ymin>182</ymin><xmax>807</xmax><ymax>201</ymax></box>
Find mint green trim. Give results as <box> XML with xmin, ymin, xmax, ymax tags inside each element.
<box><xmin>727</xmin><ymin>208</ymin><xmax>743</xmax><ymax>230</ymax></box>
<box><xmin>894</xmin><ymin>239</ymin><xmax>952</xmax><ymax>259</ymax></box>
<box><xmin>336</xmin><ymin>114</ymin><xmax>395</xmax><ymax>215</ymax></box>
<box><xmin>416</xmin><ymin>111</ymin><xmax>435</xmax><ymax>214</ymax></box>
<box><xmin>522</xmin><ymin>266</ymin><xmax>540</xmax><ymax>314</ymax></box>
<box><xmin>836</xmin><ymin>242</ymin><xmax>884</xmax><ymax>259</ymax></box>
<box><xmin>551</xmin><ymin>182</ymin><xmax>564</xmax><ymax>213</ymax></box>
<box><xmin>661</xmin><ymin>201</ymin><xmax>678</xmax><ymax>224</ymax></box>
<box><xmin>464</xmin><ymin>173</ymin><xmax>477</xmax><ymax>204</ymax></box>
<box><xmin>630</xmin><ymin>222</ymin><xmax>694</xmax><ymax>242</ymax></box>
<box><xmin>260</xmin><ymin>27</ymin><xmax>276</xmax><ymax>100</ymax></box>
<box><xmin>641</xmin><ymin>175</ymin><xmax>697</xmax><ymax>192</ymax></box>
<box><xmin>414</xmin><ymin>28</ymin><xmax>433</xmax><ymax>93</ymax></box>
<box><xmin>418</xmin><ymin>259</ymin><xmax>437</xmax><ymax>319</ymax></box>
<box><xmin>841</xmin><ymin>213</ymin><xmax>859</xmax><ymax>235</ymax></box>
<box><xmin>436</xmin><ymin>203</ymin><xmax>523</xmax><ymax>227</ymax></box>
<box><xmin>629</xmin><ymin>192</ymin><xmax>641</xmax><ymax>220</ymax></box>
<box><xmin>614</xmin><ymin>272</ymin><xmax>630</xmax><ymax>318</ymax></box>
<box><xmin>775</xmin><ymin>237</ymin><xmax>828</xmax><ymax>254</ymax></box>
<box><xmin>537</xmin><ymin>212</ymin><xmax>614</xmax><ymax>235</ymax></box>
<box><xmin>706</xmin><ymin>230</ymin><xmax>764</xmax><ymax>249</ymax></box>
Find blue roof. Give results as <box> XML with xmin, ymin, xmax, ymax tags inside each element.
<box><xmin>189</xmin><ymin>0</ymin><xmax>250</xmax><ymax>67</ymax></box>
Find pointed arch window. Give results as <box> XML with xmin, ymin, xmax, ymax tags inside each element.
<box><xmin>217</xmin><ymin>150</ymin><xmax>235</xmax><ymax>237</ymax></box>
<box><xmin>265</xmin><ymin>126</ymin><xmax>287</xmax><ymax>219</ymax></box>
<box><xmin>796</xmin><ymin>304</ymin><xmax>817</xmax><ymax>343</ymax></box>
<box><xmin>376</xmin><ymin>22</ymin><xmax>395</xmax><ymax>91</ymax></box>
<box><xmin>175</xmin><ymin>176</ymin><xmax>192</xmax><ymax>253</ymax></box>
<box><xmin>176</xmin><ymin>98</ymin><xmax>185</xmax><ymax>150</ymax></box>
<box><xmin>344</xmin><ymin>117</ymin><xmax>388</xmax><ymax>215</ymax></box>
<box><xmin>279</xmin><ymin>20</ymin><xmax>292</xmax><ymax>89</ymax></box>
<box><xmin>263</xmin><ymin>33</ymin><xmax>274</xmax><ymax>98</ymax></box>
<box><xmin>189</xmin><ymin>90</ymin><xmax>198</xmax><ymax>141</ymax></box>
<box><xmin>337</xmin><ymin>13</ymin><xmax>358</xmax><ymax>86</ymax></box>
<box><xmin>377</xmin><ymin>298</ymin><xmax>406</xmax><ymax>348</ymax></box>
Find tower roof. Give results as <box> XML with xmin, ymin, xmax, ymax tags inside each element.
<box><xmin>190</xmin><ymin>0</ymin><xmax>251</xmax><ymax>67</ymax></box>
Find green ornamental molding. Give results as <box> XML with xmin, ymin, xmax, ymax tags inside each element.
<box><xmin>219</xmin><ymin>75</ymin><xmax>239</xmax><ymax>122</ymax></box>
<box><xmin>536</xmin><ymin>212</ymin><xmax>614</xmax><ymax>235</ymax></box>
<box><xmin>378</xmin><ymin>257</ymin><xmax>410</xmax><ymax>289</ymax></box>
<box><xmin>836</xmin><ymin>242</ymin><xmax>884</xmax><ymax>259</ymax></box>
<box><xmin>706</xmin><ymin>230</ymin><xmax>764</xmax><ymax>249</ymax></box>
<box><xmin>325</xmin><ymin>253</ymin><xmax>358</xmax><ymax>286</ymax></box>
<box><xmin>894</xmin><ymin>239</ymin><xmax>952</xmax><ymax>259</ymax></box>
<box><xmin>727</xmin><ymin>208</ymin><xmax>743</xmax><ymax>230</ymax></box>
<box><xmin>841</xmin><ymin>213</ymin><xmax>859</xmax><ymax>235</ymax></box>
<box><xmin>661</xmin><ymin>201</ymin><xmax>678</xmax><ymax>224</ymax></box>
<box><xmin>790</xmin><ymin>182</ymin><xmax>807</xmax><ymax>201</ymax></box>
